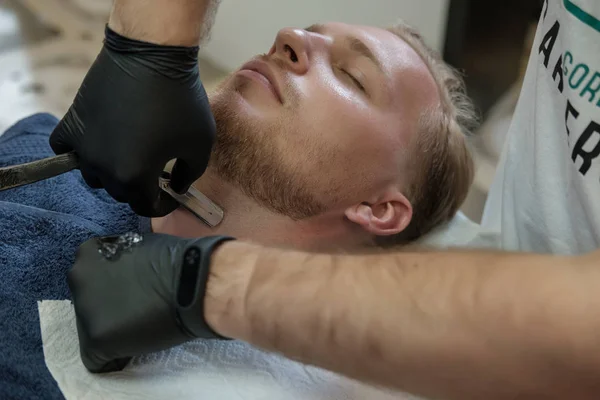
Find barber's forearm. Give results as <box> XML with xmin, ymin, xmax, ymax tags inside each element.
<box><xmin>205</xmin><ymin>243</ymin><xmax>600</xmax><ymax>400</ymax></box>
<box><xmin>109</xmin><ymin>0</ymin><xmax>221</xmax><ymax>46</ymax></box>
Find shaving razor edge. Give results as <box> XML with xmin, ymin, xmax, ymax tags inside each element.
<box><xmin>158</xmin><ymin>172</ymin><xmax>224</xmax><ymax>228</ymax></box>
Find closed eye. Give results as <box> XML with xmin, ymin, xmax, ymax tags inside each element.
<box><xmin>341</xmin><ymin>68</ymin><xmax>365</xmax><ymax>93</ymax></box>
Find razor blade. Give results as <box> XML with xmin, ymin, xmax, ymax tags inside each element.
<box><xmin>159</xmin><ymin>172</ymin><xmax>224</xmax><ymax>228</ymax></box>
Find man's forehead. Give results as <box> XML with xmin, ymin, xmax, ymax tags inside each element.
<box><xmin>314</xmin><ymin>22</ymin><xmax>423</xmax><ymax>71</ymax></box>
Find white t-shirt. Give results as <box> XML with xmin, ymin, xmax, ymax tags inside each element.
<box><xmin>480</xmin><ymin>0</ymin><xmax>600</xmax><ymax>254</ymax></box>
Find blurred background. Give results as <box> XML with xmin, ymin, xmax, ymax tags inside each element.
<box><xmin>0</xmin><ymin>0</ymin><xmax>544</xmax><ymax>222</ymax></box>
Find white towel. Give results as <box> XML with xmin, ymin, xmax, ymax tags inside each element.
<box><xmin>39</xmin><ymin>300</ymin><xmax>424</xmax><ymax>400</ymax></box>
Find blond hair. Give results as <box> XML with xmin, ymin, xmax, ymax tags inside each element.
<box><xmin>376</xmin><ymin>21</ymin><xmax>478</xmax><ymax>247</ymax></box>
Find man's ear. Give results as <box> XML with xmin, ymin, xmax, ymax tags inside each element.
<box><xmin>344</xmin><ymin>192</ymin><xmax>412</xmax><ymax>236</ymax></box>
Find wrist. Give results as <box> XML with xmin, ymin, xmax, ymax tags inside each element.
<box><xmin>108</xmin><ymin>0</ymin><xmax>209</xmax><ymax>46</ymax></box>
<box><xmin>204</xmin><ymin>241</ymin><xmax>260</xmax><ymax>340</ymax></box>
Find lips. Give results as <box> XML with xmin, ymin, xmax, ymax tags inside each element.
<box><xmin>238</xmin><ymin>59</ymin><xmax>283</xmax><ymax>103</ymax></box>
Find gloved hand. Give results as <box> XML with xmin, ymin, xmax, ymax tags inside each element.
<box><xmin>68</xmin><ymin>232</ymin><xmax>234</xmax><ymax>373</ymax></box>
<box><xmin>50</xmin><ymin>25</ymin><xmax>216</xmax><ymax>217</ymax></box>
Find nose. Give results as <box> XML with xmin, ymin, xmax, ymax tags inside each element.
<box><xmin>269</xmin><ymin>27</ymin><xmax>311</xmax><ymax>75</ymax></box>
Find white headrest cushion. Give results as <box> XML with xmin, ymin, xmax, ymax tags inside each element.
<box><xmin>415</xmin><ymin>211</ymin><xmax>483</xmax><ymax>249</ymax></box>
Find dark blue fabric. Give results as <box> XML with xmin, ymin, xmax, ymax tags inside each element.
<box><xmin>0</xmin><ymin>114</ymin><xmax>151</xmax><ymax>400</ymax></box>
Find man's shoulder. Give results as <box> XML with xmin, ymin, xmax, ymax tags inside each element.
<box><xmin>0</xmin><ymin>113</ymin><xmax>59</xmax><ymax>165</ymax></box>
<box><xmin>0</xmin><ymin>113</ymin><xmax>58</xmax><ymax>140</ymax></box>
<box><xmin>0</xmin><ymin>173</ymin><xmax>147</xmax><ymax>235</ymax></box>
<box><xmin>1</xmin><ymin>113</ymin><xmax>59</xmax><ymax>140</ymax></box>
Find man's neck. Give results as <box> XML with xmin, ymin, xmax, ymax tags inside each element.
<box><xmin>151</xmin><ymin>170</ymin><xmax>363</xmax><ymax>251</ymax></box>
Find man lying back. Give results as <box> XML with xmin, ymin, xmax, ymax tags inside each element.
<box><xmin>0</xmin><ymin>20</ymin><xmax>475</xmax><ymax>398</ymax></box>
<box><xmin>154</xmin><ymin>20</ymin><xmax>477</xmax><ymax>250</ymax></box>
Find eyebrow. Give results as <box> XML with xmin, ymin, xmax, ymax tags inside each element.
<box><xmin>304</xmin><ymin>24</ymin><xmax>384</xmax><ymax>75</ymax></box>
<box><xmin>304</xmin><ymin>23</ymin><xmax>325</xmax><ymax>34</ymax></box>
<box><xmin>346</xmin><ymin>36</ymin><xmax>384</xmax><ymax>74</ymax></box>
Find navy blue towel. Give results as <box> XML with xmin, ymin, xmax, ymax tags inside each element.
<box><xmin>0</xmin><ymin>114</ymin><xmax>151</xmax><ymax>400</ymax></box>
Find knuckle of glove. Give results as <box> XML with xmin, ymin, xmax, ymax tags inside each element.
<box><xmin>109</xmin><ymin>159</ymin><xmax>154</xmax><ymax>189</ymax></box>
<box><xmin>113</xmin><ymin>167</ymin><xmax>141</xmax><ymax>188</ymax></box>
<box><xmin>49</xmin><ymin>119</ymin><xmax>79</xmax><ymax>154</ymax></box>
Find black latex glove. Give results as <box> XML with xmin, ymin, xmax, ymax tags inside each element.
<box><xmin>68</xmin><ymin>232</ymin><xmax>233</xmax><ymax>373</ymax></box>
<box><xmin>50</xmin><ymin>26</ymin><xmax>216</xmax><ymax>217</ymax></box>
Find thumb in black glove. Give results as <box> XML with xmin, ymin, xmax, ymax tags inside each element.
<box><xmin>50</xmin><ymin>26</ymin><xmax>216</xmax><ymax>217</ymax></box>
<box><xmin>68</xmin><ymin>233</ymin><xmax>233</xmax><ymax>373</ymax></box>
